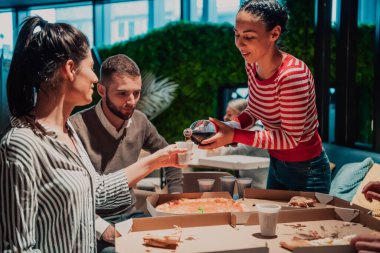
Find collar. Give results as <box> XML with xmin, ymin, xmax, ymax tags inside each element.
<box><xmin>95</xmin><ymin>101</ymin><xmax>132</xmax><ymax>137</ymax></box>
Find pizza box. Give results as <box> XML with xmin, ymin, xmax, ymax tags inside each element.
<box><xmin>238</xmin><ymin>188</ymin><xmax>370</xmax><ymax>215</ymax></box>
<box><xmin>238</xmin><ymin>207</ymin><xmax>380</xmax><ymax>253</ymax></box>
<box><xmin>196</xmin><ymin>155</ymin><xmax>270</xmax><ymax>170</ymax></box>
<box><xmin>115</xmin><ymin>212</ymin><xmax>268</xmax><ymax>253</ymax></box>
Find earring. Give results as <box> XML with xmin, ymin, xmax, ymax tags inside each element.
<box><xmin>33</xmin><ymin>87</ymin><xmax>38</xmax><ymax>107</ymax></box>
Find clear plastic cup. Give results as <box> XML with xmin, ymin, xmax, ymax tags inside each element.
<box><xmin>197</xmin><ymin>178</ymin><xmax>215</xmax><ymax>192</ymax></box>
<box><xmin>220</xmin><ymin>176</ymin><xmax>236</xmax><ymax>197</ymax></box>
<box><xmin>236</xmin><ymin>177</ymin><xmax>253</xmax><ymax>198</ymax></box>
<box><xmin>256</xmin><ymin>203</ymin><xmax>281</xmax><ymax>236</ymax></box>
<box><xmin>175</xmin><ymin>141</ymin><xmax>194</xmax><ymax>164</ymax></box>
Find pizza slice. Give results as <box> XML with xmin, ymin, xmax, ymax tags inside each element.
<box><xmin>288</xmin><ymin>196</ymin><xmax>317</xmax><ymax>208</ymax></box>
<box><xmin>280</xmin><ymin>234</ymin><xmax>356</xmax><ymax>251</ymax></box>
<box><xmin>143</xmin><ymin>226</ymin><xmax>182</xmax><ymax>249</ymax></box>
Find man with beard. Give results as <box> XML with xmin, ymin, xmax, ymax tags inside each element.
<box><xmin>70</xmin><ymin>54</ymin><xmax>183</xmax><ymax>253</ymax></box>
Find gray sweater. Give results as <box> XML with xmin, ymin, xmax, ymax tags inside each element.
<box><xmin>70</xmin><ymin>104</ymin><xmax>183</xmax><ymax>217</ymax></box>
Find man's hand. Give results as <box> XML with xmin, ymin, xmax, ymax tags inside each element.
<box><xmin>199</xmin><ymin>118</ymin><xmax>234</xmax><ymax>150</ymax></box>
<box><xmin>362</xmin><ymin>181</ymin><xmax>380</xmax><ymax>202</ymax></box>
<box><xmin>101</xmin><ymin>224</ymin><xmax>122</xmax><ymax>244</ymax></box>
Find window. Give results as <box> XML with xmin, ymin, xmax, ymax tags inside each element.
<box><xmin>118</xmin><ymin>22</ymin><xmax>125</xmax><ymax>38</ymax></box>
<box><xmin>332</xmin><ymin>0</ymin><xmax>376</xmax><ymax>26</ymax></box>
<box><xmin>0</xmin><ymin>11</ymin><xmax>13</xmax><ymax>58</ymax></box>
<box><xmin>30</xmin><ymin>4</ymin><xmax>94</xmax><ymax>46</ymax></box>
<box><xmin>216</xmin><ymin>0</ymin><xmax>240</xmax><ymax>24</ymax></box>
<box><xmin>108</xmin><ymin>1</ymin><xmax>149</xmax><ymax>44</ymax></box>
<box><xmin>164</xmin><ymin>0</ymin><xmax>181</xmax><ymax>23</ymax></box>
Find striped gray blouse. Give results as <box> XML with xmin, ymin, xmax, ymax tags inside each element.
<box><xmin>0</xmin><ymin>116</ymin><xmax>132</xmax><ymax>252</ymax></box>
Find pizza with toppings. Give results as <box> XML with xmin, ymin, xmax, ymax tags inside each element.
<box><xmin>280</xmin><ymin>234</ymin><xmax>356</xmax><ymax>251</ymax></box>
<box><xmin>155</xmin><ymin>197</ymin><xmax>249</xmax><ymax>214</ymax></box>
<box><xmin>288</xmin><ymin>196</ymin><xmax>317</xmax><ymax>208</ymax></box>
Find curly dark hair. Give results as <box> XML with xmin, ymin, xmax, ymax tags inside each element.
<box><xmin>239</xmin><ymin>0</ymin><xmax>289</xmax><ymax>33</ymax></box>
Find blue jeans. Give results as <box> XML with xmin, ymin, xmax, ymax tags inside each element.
<box><xmin>97</xmin><ymin>211</ymin><xmax>151</xmax><ymax>253</ymax></box>
<box><xmin>266</xmin><ymin>150</ymin><xmax>331</xmax><ymax>193</ymax></box>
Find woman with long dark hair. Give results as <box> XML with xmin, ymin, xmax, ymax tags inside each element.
<box><xmin>0</xmin><ymin>16</ymin><xmax>185</xmax><ymax>252</ymax></box>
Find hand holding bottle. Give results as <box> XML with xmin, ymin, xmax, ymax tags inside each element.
<box><xmin>198</xmin><ymin>117</ymin><xmax>235</xmax><ymax>149</ymax></box>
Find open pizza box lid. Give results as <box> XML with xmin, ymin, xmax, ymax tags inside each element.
<box><xmin>147</xmin><ymin>192</ymin><xmax>235</xmax><ymax>217</ymax></box>
<box><xmin>115</xmin><ymin>212</ymin><xmax>268</xmax><ymax>253</ymax></box>
<box><xmin>236</xmin><ymin>207</ymin><xmax>380</xmax><ymax>253</ymax></box>
<box><xmin>241</xmin><ymin>188</ymin><xmax>370</xmax><ymax>213</ymax></box>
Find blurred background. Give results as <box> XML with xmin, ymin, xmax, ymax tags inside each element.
<box><xmin>0</xmin><ymin>0</ymin><xmax>379</xmax><ymax>153</ymax></box>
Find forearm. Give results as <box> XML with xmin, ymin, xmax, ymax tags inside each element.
<box><xmin>125</xmin><ymin>155</ymin><xmax>157</xmax><ymax>187</ymax></box>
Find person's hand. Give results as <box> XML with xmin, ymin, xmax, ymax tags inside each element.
<box><xmin>199</xmin><ymin>118</ymin><xmax>234</xmax><ymax>149</ymax></box>
<box><xmin>350</xmin><ymin>233</ymin><xmax>380</xmax><ymax>252</ymax></box>
<box><xmin>362</xmin><ymin>181</ymin><xmax>380</xmax><ymax>202</ymax></box>
<box><xmin>101</xmin><ymin>224</ymin><xmax>122</xmax><ymax>245</ymax></box>
<box><xmin>150</xmin><ymin>144</ymin><xmax>188</xmax><ymax>169</ymax></box>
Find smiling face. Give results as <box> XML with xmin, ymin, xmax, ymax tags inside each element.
<box><xmin>234</xmin><ymin>11</ymin><xmax>280</xmax><ymax>64</ymax></box>
<box><xmin>67</xmin><ymin>49</ymin><xmax>98</xmax><ymax>106</ymax></box>
<box><xmin>99</xmin><ymin>73</ymin><xmax>142</xmax><ymax>121</ymax></box>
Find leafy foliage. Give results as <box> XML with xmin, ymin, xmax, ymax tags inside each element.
<box><xmin>136</xmin><ymin>71</ymin><xmax>179</xmax><ymax>120</ymax></box>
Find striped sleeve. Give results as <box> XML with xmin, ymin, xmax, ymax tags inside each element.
<box><xmin>93</xmin><ymin>169</ymin><xmax>133</xmax><ymax>209</ymax></box>
<box><xmin>234</xmin><ymin>61</ymin><xmax>316</xmax><ymax>150</ymax></box>
<box><xmin>0</xmin><ymin>137</ymin><xmax>40</xmax><ymax>252</ymax></box>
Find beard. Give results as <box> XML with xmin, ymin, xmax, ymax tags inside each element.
<box><xmin>105</xmin><ymin>92</ymin><xmax>135</xmax><ymax>120</ymax></box>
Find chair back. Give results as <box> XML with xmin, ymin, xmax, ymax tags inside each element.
<box><xmin>183</xmin><ymin>171</ymin><xmax>233</xmax><ymax>193</ymax></box>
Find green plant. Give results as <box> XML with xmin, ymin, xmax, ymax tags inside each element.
<box><xmin>136</xmin><ymin>71</ymin><xmax>179</xmax><ymax>120</ymax></box>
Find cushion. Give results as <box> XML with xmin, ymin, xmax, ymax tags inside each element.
<box><xmin>352</xmin><ymin>163</ymin><xmax>380</xmax><ymax>218</ymax></box>
<box><xmin>329</xmin><ymin>157</ymin><xmax>374</xmax><ymax>202</ymax></box>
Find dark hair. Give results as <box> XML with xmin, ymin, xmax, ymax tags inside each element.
<box><xmin>7</xmin><ymin>16</ymin><xmax>89</xmax><ymax>116</ymax></box>
<box><xmin>100</xmin><ymin>54</ymin><xmax>140</xmax><ymax>85</ymax></box>
<box><xmin>239</xmin><ymin>0</ymin><xmax>288</xmax><ymax>33</ymax></box>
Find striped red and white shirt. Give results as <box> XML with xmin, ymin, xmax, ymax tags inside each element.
<box><xmin>233</xmin><ymin>53</ymin><xmax>322</xmax><ymax>162</ymax></box>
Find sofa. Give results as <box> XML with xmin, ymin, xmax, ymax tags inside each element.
<box><xmin>323</xmin><ymin>142</ymin><xmax>380</xmax><ymax>180</ymax></box>
<box><xmin>323</xmin><ymin>142</ymin><xmax>380</xmax><ymax>205</ymax></box>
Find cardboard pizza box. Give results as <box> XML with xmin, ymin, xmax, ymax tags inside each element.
<box><xmin>241</xmin><ymin>188</ymin><xmax>370</xmax><ymax>213</ymax></box>
<box><xmin>238</xmin><ymin>207</ymin><xmax>380</xmax><ymax>253</ymax></box>
<box><xmin>115</xmin><ymin>212</ymin><xmax>268</xmax><ymax>253</ymax></box>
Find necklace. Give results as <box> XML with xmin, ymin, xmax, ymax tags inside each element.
<box><xmin>256</xmin><ymin>52</ymin><xmax>284</xmax><ymax>80</ymax></box>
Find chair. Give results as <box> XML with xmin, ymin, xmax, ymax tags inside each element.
<box><xmin>183</xmin><ymin>171</ymin><xmax>233</xmax><ymax>193</ymax></box>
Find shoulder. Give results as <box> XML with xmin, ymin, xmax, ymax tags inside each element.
<box><xmin>70</xmin><ymin>106</ymin><xmax>96</xmax><ymax>128</ymax></box>
<box><xmin>1</xmin><ymin>127</ymin><xmax>40</xmax><ymax>160</ymax></box>
<box><xmin>132</xmin><ymin>110</ymin><xmax>151</xmax><ymax>124</ymax></box>
<box><xmin>278</xmin><ymin>54</ymin><xmax>311</xmax><ymax>82</ymax></box>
